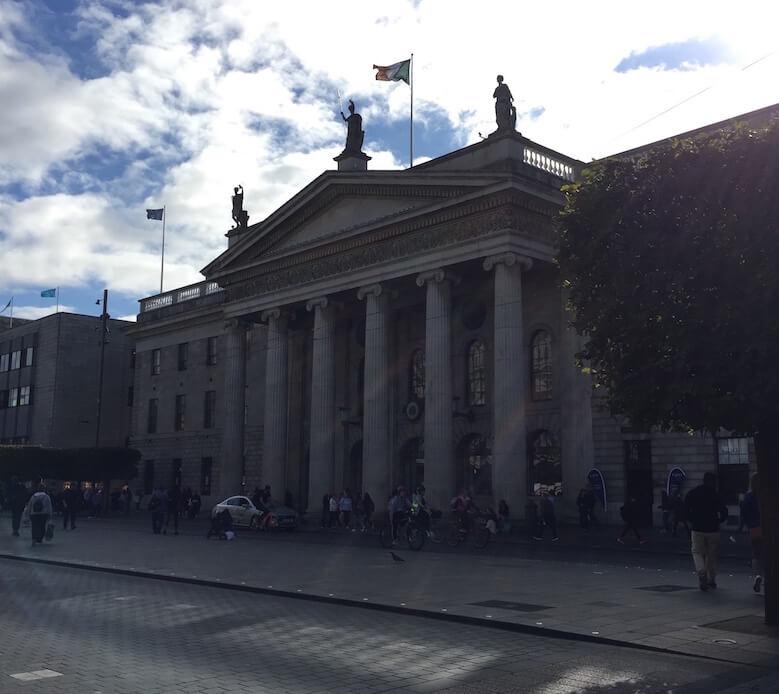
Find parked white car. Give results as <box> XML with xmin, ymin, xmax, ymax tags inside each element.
<box><xmin>211</xmin><ymin>496</ymin><xmax>263</xmax><ymax>528</ymax></box>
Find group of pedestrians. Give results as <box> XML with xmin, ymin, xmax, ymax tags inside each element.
<box><xmin>321</xmin><ymin>490</ymin><xmax>375</xmax><ymax>531</ymax></box>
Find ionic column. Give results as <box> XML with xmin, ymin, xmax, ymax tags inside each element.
<box><xmin>306</xmin><ymin>297</ymin><xmax>337</xmax><ymax>512</ymax></box>
<box><xmin>220</xmin><ymin>319</ymin><xmax>247</xmax><ymax>498</ymax></box>
<box><xmin>484</xmin><ymin>253</ymin><xmax>532</xmax><ymax>508</ymax></box>
<box><xmin>559</xmin><ymin>288</ymin><xmax>594</xmax><ymax>514</ymax></box>
<box><xmin>357</xmin><ymin>283</ymin><xmax>391</xmax><ymax>507</ymax></box>
<box><xmin>262</xmin><ymin>308</ymin><xmax>290</xmax><ymax>501</ymax></box>
<box><xmin>416</xmin><ymin>269</ymin><xmax>456</xmax><ymax>512</ymax></box>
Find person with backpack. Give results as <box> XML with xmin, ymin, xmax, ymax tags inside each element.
<box><xmin>148</xmin><ymin>487</ymin><xmax>167</xmax><ymax>534</ymax></box>
<box><xmin>62</xmin><ymin>483</ymin><xmax>80</xmax><ymax>531</ymax></box>
<box><xmin>27</xmin><ymin>484</ymin><xmax>53</xmax><ymax>546</ymax></box>
<box><xmin>741</xmin><ymin>474</ymin><xmax>763</xmax><ymax>593</ymax></box>
<box><xmin>684</xmin><ymin>472</ymin><xmax>729</xmax><ymax>591</ymax></box>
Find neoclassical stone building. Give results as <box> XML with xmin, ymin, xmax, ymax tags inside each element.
<box><xmin>130</xmin><ymin>108</ymin><xmax>771</xmax><ymax>523</ymax></box>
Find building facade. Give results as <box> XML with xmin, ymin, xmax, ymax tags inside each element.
<box><xmin>129</xmin><ymin>118</ymin><xmax>766</xmax><ymax>523</ymax></box>
<box><xmin>0</xmin><ymin>313</ymin><xmax>135</xmax><ymax>449</ymax></box>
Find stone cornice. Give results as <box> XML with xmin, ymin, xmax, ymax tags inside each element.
<box><xmin>483</xmin><ymin>252</ymin><xmax>533</xmax><ymax>272</ymax></box>
<box><xmin>224</xmin><ymin>195</ymin><xmax>554</xmax><ymax>304</ymax></box>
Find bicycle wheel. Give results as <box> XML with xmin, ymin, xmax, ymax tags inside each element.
<box><xmin>407</xmin><ymin>525</ymin><xmax>425</xmax><ymax>551</ymax></box>
<box><xmin>379</xmin><ymin>524</ymin><xmax>394</xmax><ymax>548</ymax></box>
<box><xmin>446</xmin><ymin>524</ymin><xmax>463</xmax><ymax>548</ymax></box>
<box><xmin>473</xmin><ymin>523</ymin><xmax>491</xmax><ymax>549</ymax></box>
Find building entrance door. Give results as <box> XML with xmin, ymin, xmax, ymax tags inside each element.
<box><xmin>624</xmin><ymin>441</ymin><xmax>653</xmax><ymax>526</ymax></box>
<box><xmin>399</xmin><ymin>437</ymin><xmax>424</xmax><ymax>491</ymax></box>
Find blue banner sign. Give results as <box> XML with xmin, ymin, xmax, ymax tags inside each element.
<box><xmin>667</xmin><ymin>467</ymin><xmax>687</xmax><ymax>496</ymax></box>
<box><xmin>586</xmin><ymin>468</ymin><xmax>607</xmax><ymax>511</ymax></box>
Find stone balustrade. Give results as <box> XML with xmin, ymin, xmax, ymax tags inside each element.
<box><xmin>523</xmin><ymin>145</ymin><xmax>577</xmax><ymax>182</ymax></box>
<box><xmin>139</xmin><ymin>280</ymin><xmax>223</xmax><ymax>313</ymax></box>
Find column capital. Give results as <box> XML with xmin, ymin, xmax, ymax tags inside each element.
<box><xmin>483</xmin><ymin>252</ymin><xmax>533</xmax><ymax>273</ymax></box>
<box><xmin>415</xmin><ymin>268</ymin><xmax>460</xmax><ymax>288</ymax></box>
<box><xmin>260</xmin><ymin>307</ymin><xmax>293</xmax><ymax>323</ymax></box>
<box><xmin>305</xmin><ymin>297</ymin><xmax>343</xmax><ymax>313</ymax></box>
<box><xmin>357</xmin><ymin>283</ymin><xmax>383</xmax><ymax>301</ymax></box>
<box><xmin>223</xmin><ymin>317</ymin><xmax>251</xmax><ymax>331</ymax></box>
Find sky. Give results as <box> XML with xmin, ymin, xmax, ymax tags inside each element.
<box><xmin>1</xmin><ymin>0</ymin><xmax>777</xmax><ymax>323</ymax></box>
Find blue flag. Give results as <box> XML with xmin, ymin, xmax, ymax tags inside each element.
<box><xmin>146</xmin><ymin>208</ymin><xmax>164</xmax><ymax>220</ymax></box>
<box><xmin>41</xmin><ymin>288</ymin><xmax>56</xmax><ymax>298</ymax></box>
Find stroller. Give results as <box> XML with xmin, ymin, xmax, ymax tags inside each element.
<box><xmin>207</xmin><ymin>508</ymin><xmax>234</xmax><ymax>539</ymax></box>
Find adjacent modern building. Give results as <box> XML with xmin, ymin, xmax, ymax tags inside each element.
<box><xmin>128</xmin><ymin>104</ymin><xmax>775</xmax><ymax>523</ymax></box>
<box><xmin>0</xmin><ymin>313</ymin><xmax>135</xmax><ymax>449</ymax></box>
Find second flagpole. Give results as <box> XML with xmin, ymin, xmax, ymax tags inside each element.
<box><xmin>160</xmin><ymin>205</ymin><xmax>166</xmax><ymax>294</ymax></box>
<box><xmin>409</xmin><ymin>53</ymin><xmax>414</xmax><ymax>169</ymax></box>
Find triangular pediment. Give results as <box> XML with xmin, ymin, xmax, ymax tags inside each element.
<box><xmin>203</xmin><ymin>171</ymin><xmax>500</xmax><ymax>278</ymax></box>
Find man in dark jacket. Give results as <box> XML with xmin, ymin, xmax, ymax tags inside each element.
<box><xmin>9</xmin><ymin>477</ymin><xmax>29</xmax><ymax>537</ymax></box>
<box><xmin>684</xmin><ymin>472</ymin><xmax>728</xmax><ymax>591</ymax></box>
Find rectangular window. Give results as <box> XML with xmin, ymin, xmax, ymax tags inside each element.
<box><xmin>200</xmin><ymin>457</ymin><xmax>212</xmax><ymax>495</ymax></box>
<box><xmin>0</xmin><ymin>353</ymin><xmax>8</xmax><ymax>372</ymax></box>
<box><xmin>174</xmin><ymin>394</ymin><xmax>186</xmax><ymax>431</ymax></box>
<box><xmin>10</xmin><ymin>350</ymin><xmax>21</xmax><ymax>370</ymax></box>
<box><xmin>147</xmin><ymin>398</ymin><xmax>158</xmax><ymax>434</ymax></box>
<box><xmin>127</xmin><ymin>386</ymin><xmax>134</xmax><ymax>407</ymax></box>
<box><xmin>8</xmin><ymin>387</ymin><xmax>18</xmax><ymax>408</ymax></box>
<box><xmin>130</xmin><ymin>349</ymin><xmax>136</xmax><ymax>369</ymax></box>
<box><xmin>143</xmin><ymin>460</ymin><xmax>155</xmax><ymax>495</ymax></box>
<box><xmin>172</xmin><ymin>458</ymin><xmax>183</xmax><ymax>487</ymax></box>
<box><xmin>203</xmin><ymin>390</ymin><xmax>216</xmax><ymax>429</ymax></box>
<box><xmin>0</xmin><ymin>390</ymin><xmax>7</xmax><ymax>409</ymax></box>
<box><xmin>24</xmin><ymin>347</ymin><xmax>34</xmax><ymax>367</ymax></box>
<box><xmin>19</xmin><ymin>386</ymin><xmax>30</xmax><ymax>406</ymax></box>
<box><xmin>151</xmin><ymin>349</ymin><xmax>161</xmax><ymax>376</ymax></box>
<box><xmin>206</xmin><ymin>336</ymin><xmax>218</xmax><ymax>366</ymax></box>
<box><xmin>178</xmin><ymin>343</ymin><xmax>188</xmax><ymax>371</ymax></box>
<box><xmin>717</xmin><ymin>437</ymin><xmax>750</xmax><ymax>506</ymax></box>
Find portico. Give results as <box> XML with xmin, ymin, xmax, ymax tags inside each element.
<box><xmin>200</xmin><ymin>130</ymin><xmax>591</xmax><ymax>515</ymax></box>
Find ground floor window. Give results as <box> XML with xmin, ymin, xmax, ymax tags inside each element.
<box><xmin>717</xmin><ymin>437</ymin><xmax>751</xmax><ymax>506</ymax></box>
<box><xmin>528</xmin><ymin>429</ymin><xmax>561</xmax><ymax>496</ymax></box>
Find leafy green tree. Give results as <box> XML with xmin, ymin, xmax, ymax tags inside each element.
<box><xmin>558</xmin><ymin>116</ymin><xmax>779</xmax><ymax>624</ymax></box>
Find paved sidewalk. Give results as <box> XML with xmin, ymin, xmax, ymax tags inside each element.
<box><xmin>2</xmin><ymin>517</ymin><xmax>775</xmax><ymax>671</ymax></box>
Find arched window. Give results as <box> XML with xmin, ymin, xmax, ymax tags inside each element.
<box><xmin>527</xmin><ymin>429</ymin><xmax>561</xmax><ymax>496</ymax></box>
<box><xmin>531</xmin><ymin>330</ymin><xmax>553</xmax><ymax>400</ymax></box>
<box><xmin>467</xmin><ymin>340</ymin><xmax>486</xmax><ymax>406</ymax></box>
<box><xmin>409</xmin><ymin>349</ymin><xmax>425</xmax><ymax>400</ymax></box>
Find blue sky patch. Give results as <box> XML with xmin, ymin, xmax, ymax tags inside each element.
<box><xmin>616</xmin><ymin>37</ymin><xmax>733</xmax><ymax>73</ymax></box>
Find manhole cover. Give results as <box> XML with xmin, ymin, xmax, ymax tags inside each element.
<box><xmin>635</xmin><ymin>585</ymin><xmax>695</xmax><ymax>593</ymax></box>
<box><xmin>470</xmin><ymin>600</ymin><xmax>552</xmax><ymax>612</ymax></box>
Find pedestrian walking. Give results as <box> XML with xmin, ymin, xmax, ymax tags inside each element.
<box><xmin>741</xmin><ymin>474</ymin><xmax>763</xmax><ymax>593</ymax></box>
<box><xmin>498</xmin><ymin>499</ymin><xmax>511</xmax><ymax>533</ymax></box>
<box><xmin>149</xmin><ymin>487</ymin><xmax>167</xmax><ymax>534</ymax></box>
<box><xmin>62</xmin><ymin>484</ymin><xmax>80</xmax><ymax>530</ymax></box>
<box><xmin>321</xmin><ymin>492</ymin><xmax>330</xmax><ymax>528</ymax></box>
<box><xmin>618</xmin><ymin>497</ymin><xmax>647</xmax><ymax>544</ymax></box>
<box><xmin>533</xmin><ymin>492</ymin><xmax>559</xmax><ymax>541</ymax></box>
<box><xmin>27</xmin><ymin>484</ymin><xmax>53</xmax><ymax>546</ymax></box>
<box><xmin>671</xmin><ymin>492</ymin><xmax>690</xmax><ymax>537</ymax></box>
<box><xmin>361</xmin><ymin>492</ymin><xmax>375</xmax><ymax>532</ymax></box>
<box><xmin>576</xmin><ymin>487</ymin><xmax>596</xmax><ymax>530</ymax></box>
<box><xmin>165</xmin><ymin>485</ymin><xmax>181</xmax><ymax>535</ymax></box>
<box><xmin>339</xmin><ymin>489</ymin><xmax>353</xmax><ymax>528</ymax></box>
<box><xmin>9</xmin><ymin>476</ymin><xmax>29</xmax><ymax>537</ymax></box>
<box><xmin>328</xmin><ymin>494</ymin><xmax>338</xmax><ymax>527</ymax></box>
<box><xmin>684</xmin><ymin>472</ymin><xmax>728</xmax><ymax>591</ymax></box>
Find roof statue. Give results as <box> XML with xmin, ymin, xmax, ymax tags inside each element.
<box><xmin>334</xmin><ymin>99</ymin><xmax>371</xmax><ymax>171</ymax></box>
<box><xmin>492</xmin><ymin>75</ymin><xmax>517</xmax><ymax>135</ymax></box>
<box><xmin>232</xmin><ymin>185</ymin><xmax>249</xmax><ymax>230</ymax></box>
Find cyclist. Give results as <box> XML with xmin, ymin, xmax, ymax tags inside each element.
<box><xmin>410</xmin><ymin>485</ymin><xmax>431</xmax><ymax>534</ymax></box>
<box><xmin>451</xmin><ymin>489</ymin><xmax>474</xmax><ymax>531</ymax></box>
<box><xmin>388</xmin><ymin>486</ymin><xmax>411</xmax><ymax>545</ymax></box>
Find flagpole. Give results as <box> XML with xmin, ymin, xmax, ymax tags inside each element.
<box><xmin>9</xmin><ymin>296</ymin><xmax>13</xmax><ymax>329</ymax></box>
<box><xmin>56</xmin><ymin>287</ymin><xmax>59</xmax><ymax>314</ymax></box>
<box><xmin>409</xmin><ymin>53</ymin><xmax>414</xmax><ymax>169</ymax></box>
<box><xmin>160</xmin><ymin>205</ymin><xmax>166</xmax><ymax>295</ymax></box>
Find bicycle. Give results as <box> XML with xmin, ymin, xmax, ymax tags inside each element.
<box><xmin>445</xmin><ymin>509</ymin><xmax>491</xmax><ymax>549</ymax></box>
<box><xmin>379</xmin><ymin>512</ymin><xmax>426</xmax><ymax>551</ymax></box>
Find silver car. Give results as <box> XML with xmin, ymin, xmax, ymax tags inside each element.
<box><xmin>211</xmin><ymin>496</ymin><xmax>263</xmax><ymax>529</ymax></box>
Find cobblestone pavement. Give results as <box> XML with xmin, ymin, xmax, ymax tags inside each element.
<box><xmin>1</xmin><ymin>518</ymin><xmax>776</xmax><ymax>667</ymax></box>
<box><xmin>1</xmin><ymin>559</ymin><xmax>777</xmax><ymax>694</ymax></box>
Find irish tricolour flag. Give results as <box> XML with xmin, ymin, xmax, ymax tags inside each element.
<box><xmin>373</xmin><ymin>59</ymin><xmax>410</xmax><ymax>84</ymax></box>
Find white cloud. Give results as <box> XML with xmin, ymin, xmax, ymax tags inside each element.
<box><xmin>0</xmin><ymin>0</ymin><xmax>777</xmax><ymax>312</ymax></box>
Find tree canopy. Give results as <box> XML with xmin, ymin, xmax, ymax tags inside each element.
<box><xmin>558</xmin><ymin>117</ymin><xmax>779</xmax><ymax>435</ymax></box>
<box><xmin>0</xmin><ymin>446</ymin><xmax>140</xmax><ymax>482</ymax></box>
